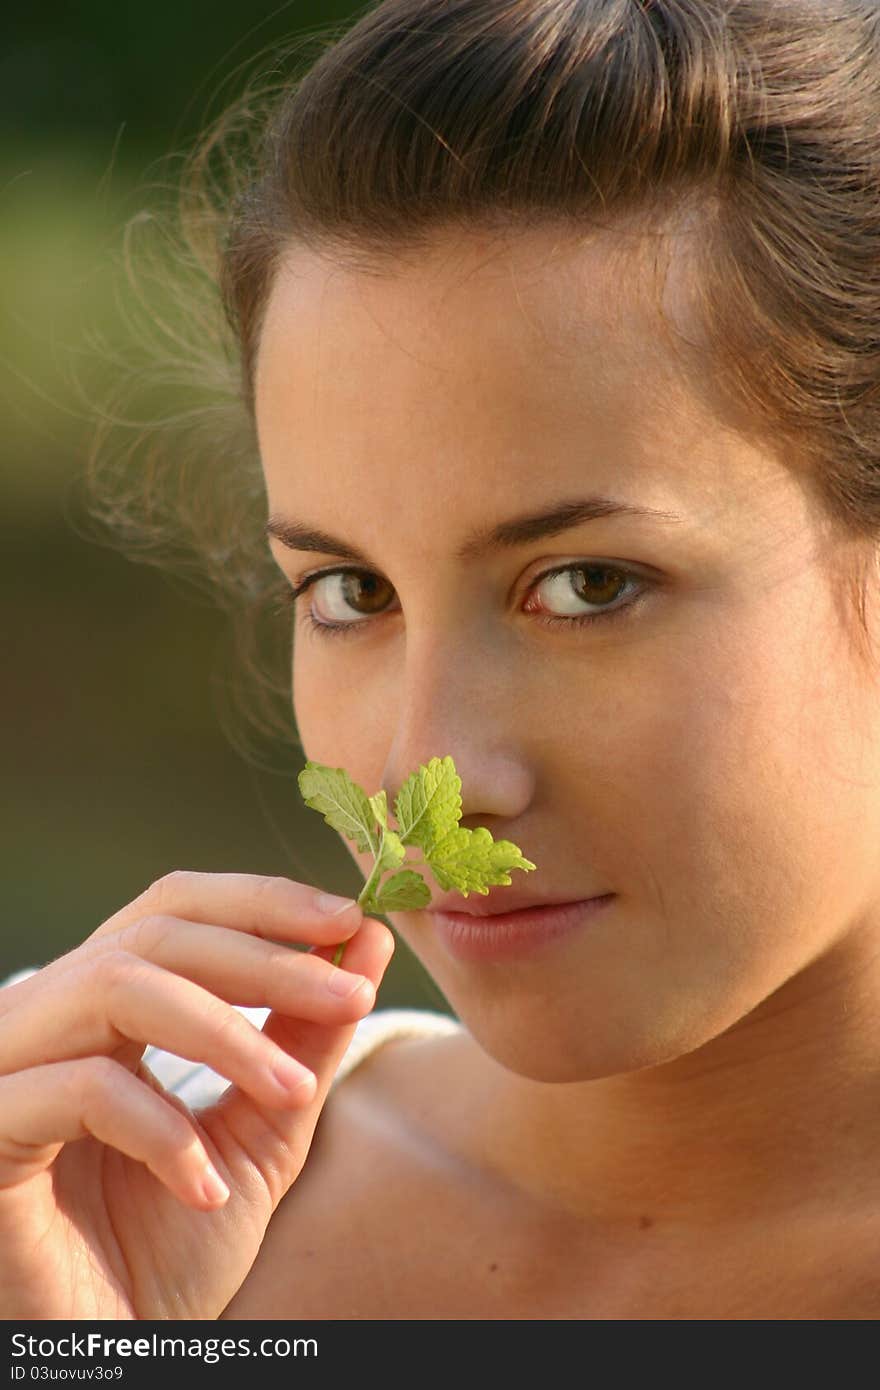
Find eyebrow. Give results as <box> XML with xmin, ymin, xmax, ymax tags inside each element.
<box><xmin>265</xmin><ymin>495</ymin><xmax>685</xmax><ymax>565</ymax></box>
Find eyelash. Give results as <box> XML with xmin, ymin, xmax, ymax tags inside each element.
<box><xmin>276</xmin><ymin>562</ymin><xmax>652</xmax><ymax>639</ymax></box>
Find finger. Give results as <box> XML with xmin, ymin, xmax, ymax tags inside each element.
<box><xmin>264</xmin><ymin>919</ymin><xmax>397</xmax><ymax>1112</ymax></box>
<box><xmin>200</xmin><ymin>917</ymin><xmax>396</xmax><ymax>1208</ymax></box>
<box><xmin>0</xmin><ymin>1058</ymin><xmax>227</xmax><ymax>1210</ymax></box>
<box><xmin>0</xmin><ymin>918</ymin><xmax>378</xmax><ymax>1078</ymax></box>
<box><xmin>0</xmin><ymin>928</ymin><xmax>375</xmax><ymax>1078</ymax></box>
<box><xmin>108</xmin><ymin>915</ymin><xmax>378</xmax><ymax>1022</ymax></box>
<box><xmin>85</xmin><ymin>871</ymin><xmax>366</xmax><ymax>951</ymax></box>
<box><xmin>0</xmin><ymin>953</ymin><xmax>328</xmax><ymax>1109</ymax></box>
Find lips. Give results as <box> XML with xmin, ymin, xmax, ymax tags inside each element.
<box><xmin>429</xmin><ymin>894</ymin><xmax>616</xmax><ymax>962</ymax></box>
<box><xmin>428</xmin><ymin>887</ymin><xmax>606</xmax><ymax>916</ymax></box>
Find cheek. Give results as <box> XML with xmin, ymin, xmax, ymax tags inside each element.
<box><xmin>292</xmin><ymin>650</ymin><xmax>341</xmax><ymax>761</ymax></box>
<box><xmin>292</xmin><ymin>649</ymin><xmax>393</xmax><ymax>881</ymax></box>
<box><xmin>292</xmin><ymin>647</ymin><xmax>380</xmax><ymax>769</ymax></box>
<box><xmin>616</xmin><ymin>607</ymin><xmax>880</xmax><ymax>1002</ymax></box>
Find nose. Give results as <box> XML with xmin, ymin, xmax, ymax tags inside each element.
<box><xmin>378</xmin><ymin>630</ymin><xmax>535</xmax><ymax>831</ymax></box>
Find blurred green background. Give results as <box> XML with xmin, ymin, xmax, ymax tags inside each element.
<box><xmin>2</xmin><ymin>0</ymin><xmax>450</xmax><ymax>1013</ymax></box>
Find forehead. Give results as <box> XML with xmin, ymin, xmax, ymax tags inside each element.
<box><xmin>255</xmin><ymin>218</ymin><xmax>701</xmax><ymax>392</ymax></box>
<box><xmin>253</xmin><ymin>220</ymin><xmax>817</xmax><ymax>559</ymax></box>
<box><xmin>253</xmin><ymin>218</ymin><xmax>727</xmax><ymax>481</ymax></box>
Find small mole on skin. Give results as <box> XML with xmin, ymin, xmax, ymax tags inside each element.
<box><xmin>488</xmin><ymin>1262</ymin><xmax>499</xmax><ymax>1273</ymax></box>
<box><xmin>639</xmin><ymin>1216</ymin><xmax>654</xmax><ymax>1230</ymax></box>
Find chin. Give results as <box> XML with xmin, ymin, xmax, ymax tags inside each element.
<box><xmin>393</xmin><ymin>916</ymin><xmax>768</xmax><ymax>1083</ymax></box>
<box><xmin>474</xmin><ymin>1029</ymin><xmax>693</xmax><ymax>1084</ymax></box>
<box><xmin>455</xmin><ymin>992</ymin><xmax>744</xmax><ymax>1084</ymax></box>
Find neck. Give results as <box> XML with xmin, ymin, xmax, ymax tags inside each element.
<box><xmin>468</xmin><ymin>924</ymin><xmax>880</xmax><ymax>1231</ymax></box>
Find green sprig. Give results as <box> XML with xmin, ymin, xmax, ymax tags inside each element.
<box><xmin>297</xmin><ymin>754</ymin><xmax>537</xmax><ymax>965</ymax></box>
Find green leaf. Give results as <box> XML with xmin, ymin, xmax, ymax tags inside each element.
<box><xmin>372</xmin><ymin>869</ymin><xmax>432</xmax><ymax>913</ymax></box>
<box><xmin>297</xmin><ymin>761</ymin><xmax>380</xmax><ymax>856</ymax></box>
<box><xmin>374</xmin><ymin>827</ymin><xmax>406</xmax><ymax>877</ymax></box>
<box><xmin>426</xmin><ymin>826</ymin><xmax>537</xmax><ymax>897</ymax></box>
<box><xmin>298</xmin><ymin>753</ymin><xmax>537</xmax><ymax>917</ymax></box>
<box><xmin>368</xmin><ymin>789</ymin><xmax>388</xmax><ymax>832</ymax></box>
<box><xmin>394</xmin><ymin>755</ymin><xmax>462</xmax><ymax>856</ymax></box>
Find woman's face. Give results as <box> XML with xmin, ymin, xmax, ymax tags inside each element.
<box><xmin>255</xmin><ymin>222</ymin><xmax>880</xmax><ymax>1082</ymax></box>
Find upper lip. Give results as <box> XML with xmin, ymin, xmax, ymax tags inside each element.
<box><xmin>429</xmin><ymin>888</ymin><xmax>609</xmax><ymax>916</ymax></box>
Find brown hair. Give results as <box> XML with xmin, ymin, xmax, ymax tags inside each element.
<box><xmin>83</xmin><ymin>0</ymin><xmax>880</xmax><ymax>768</ymax></box>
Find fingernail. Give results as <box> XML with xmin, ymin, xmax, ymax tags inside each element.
<box><xmin>201</xmin><ymin>1163</ymin><xmax>230</xmax><ymax>1205</ymax></box>
<box><xmin>315</xmin><ymin>892</ymin><xmax>360</xmax><ymax>917</ymax></box>
<box><xmin>271</xmin><ymin>1052</ymin><xmax>317</xmax><ymax>1095</ymax></box>
<box><xmin>328</xmin><ymin>970</ymin><xmax>373</xmax><ymax>1000</ymax></box>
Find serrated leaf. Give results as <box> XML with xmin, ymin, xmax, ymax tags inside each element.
<box><xmin>394</xmin><ymin>755</ymin><xmax>461</xmax><ymax>855</ymax></box>
<box><xmin>368</xmin><ymin>789</ymin><xmax>388</xmax><ymax>832</ymax></box>
<box><xmin>298</xmin><ymin>753</ymin><xmax>538</xmax><ymax>923</ymax></box>
<box><xmin>426</xmin><ymin>827</ymin><xmax>537</xmax><ymax>897</ymax></box>
<box><xmin>372</xmin><ymin>869</ymin><xmax>433</xmax><ymax>913</ymax></box>
<box><xmin>297</xmin><ymin>761</ymin><xmax>379</xmax><ymax>856</ymax></box>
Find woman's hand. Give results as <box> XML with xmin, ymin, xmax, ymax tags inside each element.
<box><xmin>0</xmin><ymin>870</ymin><xmax>395</xmax><ymax>1319</ymax></box>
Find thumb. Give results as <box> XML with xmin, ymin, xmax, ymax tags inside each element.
<box><xmin>197</xmin><ymin>916</ymin><xmax>395</xmax><ymax>1210</ymax></box>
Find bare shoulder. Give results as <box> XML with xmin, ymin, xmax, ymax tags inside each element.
<box><xmin>220</xmin><ymin>1027</ymin><xmax>506</xmax><ymax>1319</ymax></box>
<box><xmin>218</xmin><ymin>1028</ymin><xmax>880</xmax><ymax>1319</ymax></box>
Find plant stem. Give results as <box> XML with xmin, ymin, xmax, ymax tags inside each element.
<box><xmin>330</xmin><ymin>851</ymin><xmax>387</xmax><ymax>967</ymax></box>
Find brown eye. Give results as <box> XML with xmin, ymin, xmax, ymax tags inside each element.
<box><xmin>530</xmin><ymin>564</ymin><xmax>632</xmax><ymax>619</ymax></box>
<box><xmin>337</xmin><ymin>572</ymin><xmax>394</xmax><ymax>613</ymax></box>
<box><xmin>573</xmin><ymin>566</ymin><xmax>628</xmax><ymax>605</ymax></box>
<box><xmin>290</xmin><ymin>559</ymin><xmax>652</xmax><ymax>641</ymax></box>
<box><xmin>311</xmin><ymin>570</ymin><xmax>397</xmax><ymax>624</ymax></box>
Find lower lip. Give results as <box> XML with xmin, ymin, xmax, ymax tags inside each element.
<box><xmin>429</xmin><ymin>895</ymin><xmax>615</xmax><ymax>962</ymax></box>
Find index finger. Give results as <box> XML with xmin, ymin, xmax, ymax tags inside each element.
<box><xmin>86</xmin><ymin>871</ymin><xmax>365</xmax><ymax>951</ymax></box>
